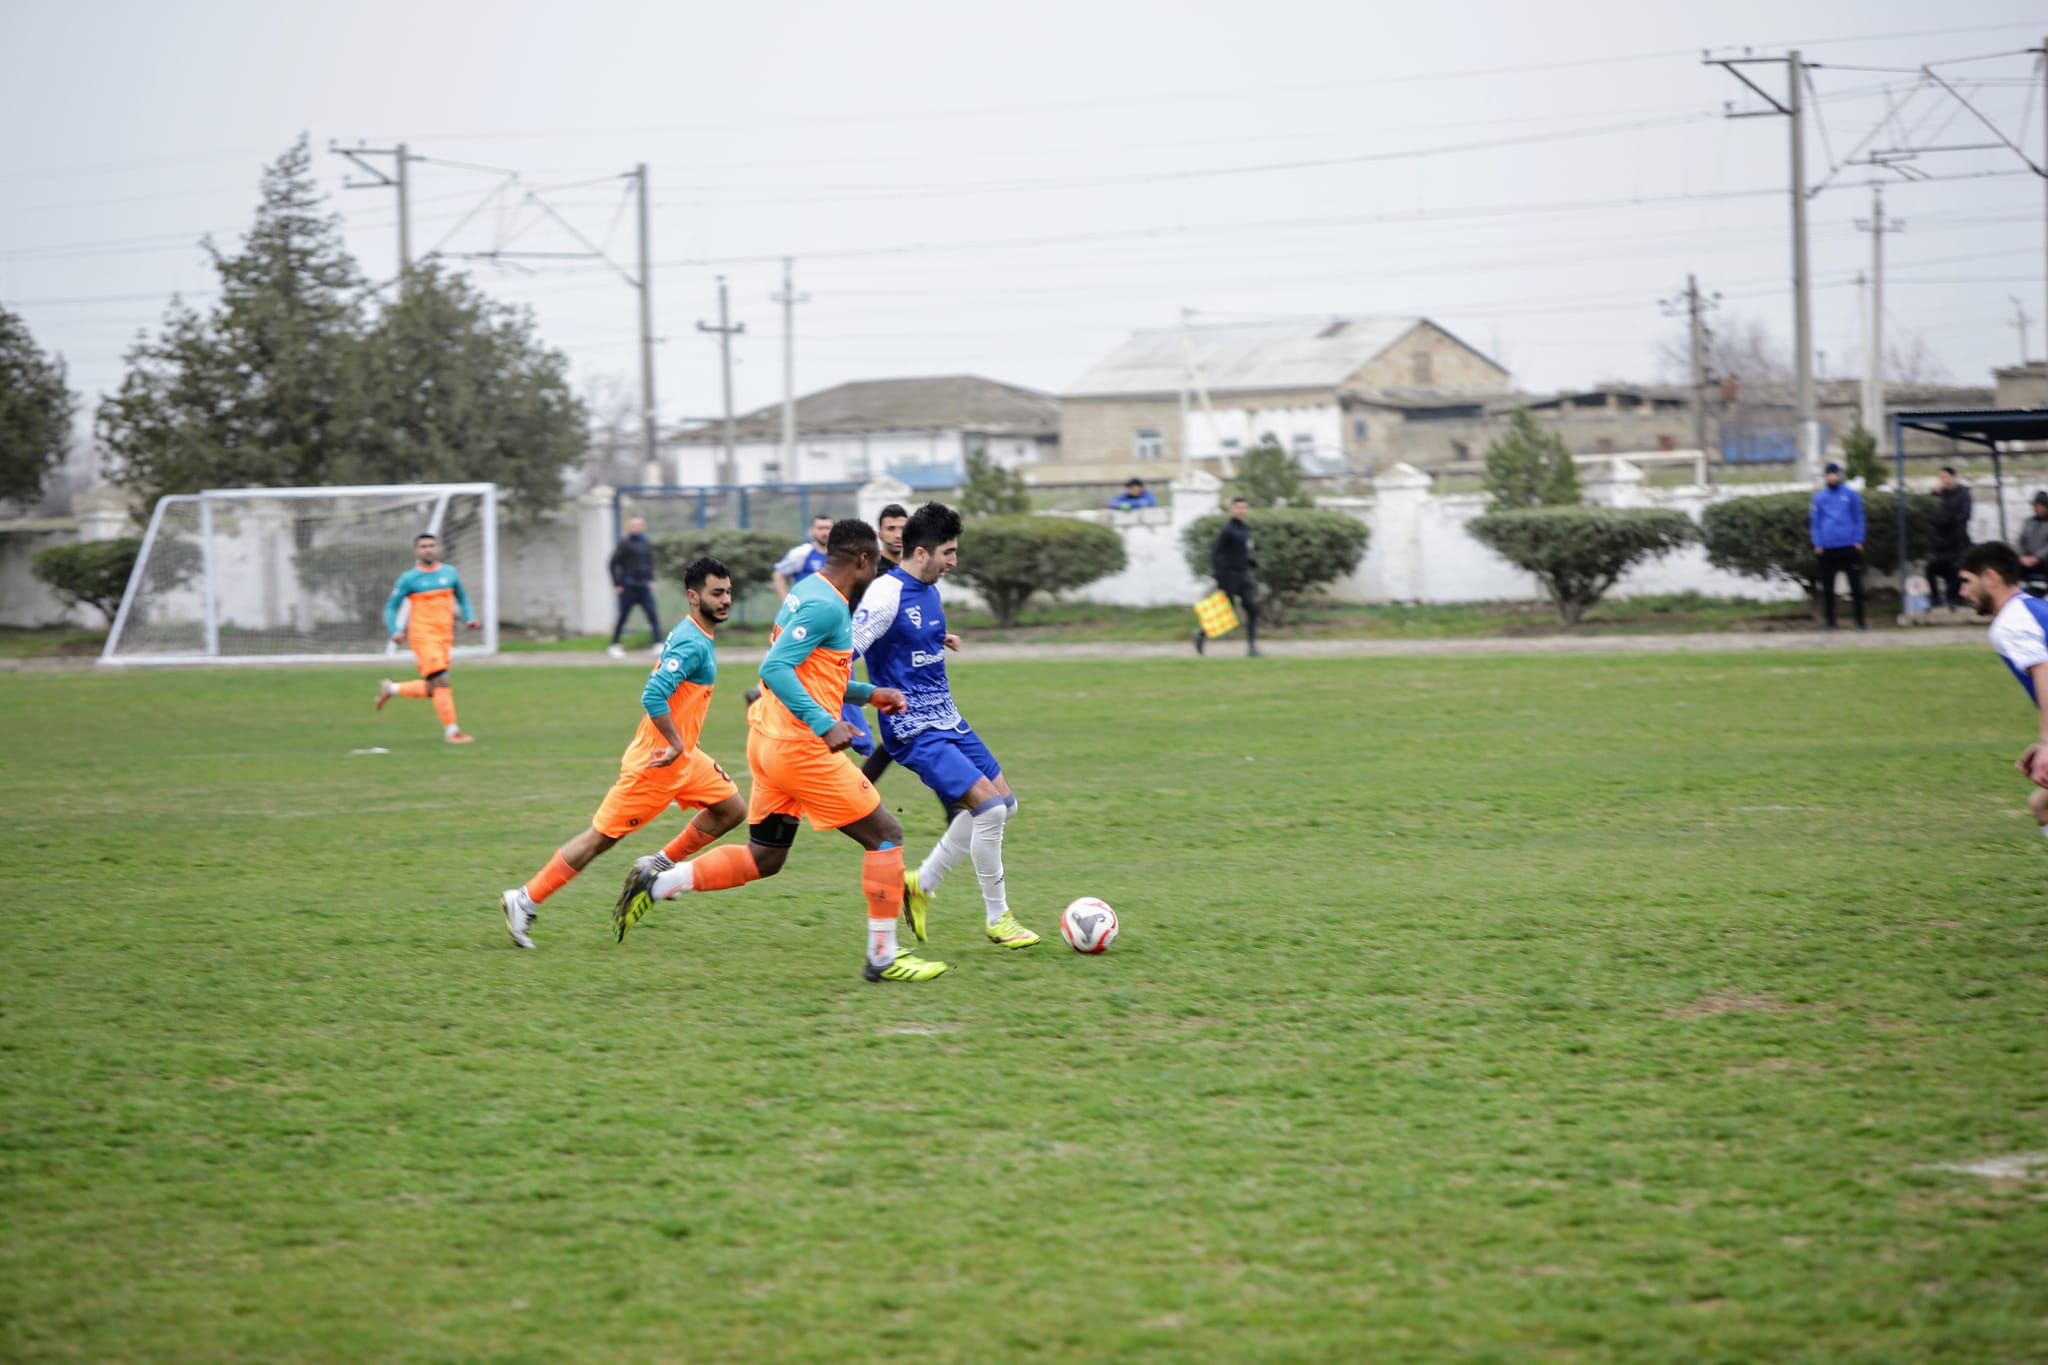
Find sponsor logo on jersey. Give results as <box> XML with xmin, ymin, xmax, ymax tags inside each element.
<box><xmin>911</xmin><ymin>649</ymin><xmax>946</xmax><ymax>666</ymax></box>
<box><xmin>791</xmin><ymin>625</ymin><xmax>808</xmax><ymax>641</ymax></box>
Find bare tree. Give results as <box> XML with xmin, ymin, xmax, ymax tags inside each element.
<box><xmin>1654</xmin><ymin>313</ymin><xmax>1791</xmax><ymax>389</ymax></box>
<box><xmin>1884</xmin><ymin>330</ymin><xmax>1950</xmax><ymax>386</ymax></box>
<box><xmin>566</xmin><ymin>373</ymin><xmax>649</xmax><ymax>496</ymax></box>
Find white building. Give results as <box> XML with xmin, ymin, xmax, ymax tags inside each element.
<box><xmin>667</xmin><ymin>375</ymin><xmax>1059</xmax><ymax>489</ymax></box>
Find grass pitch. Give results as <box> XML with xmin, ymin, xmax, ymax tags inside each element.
<box><xmin>3</xmin><ymin>647</ymin><xmax>2046</xmax><ymax>1362</ymax></box>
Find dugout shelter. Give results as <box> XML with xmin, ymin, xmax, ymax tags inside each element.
<box><xmin>1890</xmin><ymin>406</ymin><xmax>2048</xmax><ymax>592</ymax></box>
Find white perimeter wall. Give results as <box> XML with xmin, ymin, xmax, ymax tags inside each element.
<box><xmin>14</xmin><ymin>466</ymin><xmax>2037</xmax><ymax>633</ymax></box>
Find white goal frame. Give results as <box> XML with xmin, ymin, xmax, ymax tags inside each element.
<box><xmin>99</xmin><ymin>482</ymin><xmax>500</xmax><ymax>666</ymax></box>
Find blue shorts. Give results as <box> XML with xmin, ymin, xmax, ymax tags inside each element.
<box><xmin>887</xmin><ymin>722</ymin><xmax>1000</xmax><ymax>806</ymax></box>
<box><xmin>840</xmin><ymin>701</ymin><xmax>874</xmax><ymax>757</ymax></box>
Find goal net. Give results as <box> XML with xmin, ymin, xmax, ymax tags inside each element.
<box><xmin>101</xmin><ymin>483</ymin><xmax>499</xmax><ymax>666</ymax></box>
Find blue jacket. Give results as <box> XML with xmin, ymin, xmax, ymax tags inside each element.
<box><xmin>1810</xmin><ymin>484</ymin><xmax>1865</xmax><ymax>550</ymax></box>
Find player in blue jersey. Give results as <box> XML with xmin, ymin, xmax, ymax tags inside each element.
<box><xmin>1960</xmin><ymin>541</ymin><xmax>2048</xmax><ymax>838</ymax></box>
<box><xmin>852</xmin><ymin>501</ymin><xmax>1041</xmax><ymax>949</ymax></box>
<box><xmin>772</xmin><ymin>515</ymin><xmax>834</xmax><ymax>596</ymax></box>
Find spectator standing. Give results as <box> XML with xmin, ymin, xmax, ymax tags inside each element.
<box><xmin>607</xmin><ymin>516</ymin><xmax>662</xmax><ymax>659</ymax></box>
<box><xmin>1927</xmin><ymin>466</ymin><xmax>1974</xmax><ymax>610</ymax></box>
<box><xmin>1810</xmin><ymin>462</ymin><xmax>1868</xmax><ymax>632</ymax></box>
<box><xmin>1109</xmin><ymin>478</ymin><xmax>1158</xmax><ymax>511</ymax></box>
<box><xmin>1194</xmin><ymin>496</ymin><xmax>1262</xmax><ymax>657</ymax></box>
<box><xmin>2016</xmin><ymin>492</ymin><xmax>2048</xmax><ymax>585</ymax></box>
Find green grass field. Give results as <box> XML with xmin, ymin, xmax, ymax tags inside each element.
<box><xmin>4</xmin><ymin>647</ymin><xmax>2046</xmax><ymax>1362</ymax></box>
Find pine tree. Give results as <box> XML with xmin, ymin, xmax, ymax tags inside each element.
<box><xmin>1482</xmin><ymin>408</ymin><xmax>1581</xmax><ymax>510</ymax></box>
<box><xmin>0</xmin><ymin>306</ymin><xmax>75</xmax><ymax>507</ymax></box>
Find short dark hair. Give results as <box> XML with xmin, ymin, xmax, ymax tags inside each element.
<box><xmin>1940</xmin><ymin>465</ymin><xmax>1958</xmax><ymax>477</ymax></box>
<box><xmin>2032</xmin><ymin>490</ymin><xmax>2048</xmax><ymax>507</ymax></box>
<box><xmin>1229</xmin><ymin>496</ymin><xmax>1250</xmax><ymax>507</ymax></box>
<box><xmin>415</xmin><ymin>532</ymin><xmax>437</xmax><ymax>543</ymax></box>
<box><xmin>1125</xmin><ymin>477</ymin><xmax>1144</xmax><ymax>487</ymax></box>
<box><xmin>878</xmin><ymin>503</ymin><xmax>908</xmax><ymax>523</ymax></box>
<box><xmin>682</xmin><ymin>556</ymin><xmax>729</xmax><ymax>592</ymax></box>
<box><xmin>902</xmin><ymin>501</ymin><xmax>963</xmax><ymax>557</ymax></box>
<box><xmin>1961</xmin><ymin>541</ymin><xmax>2023</xmax><ymax>586</ymax></box>
<box><xmin>811</xmin><ymin>513</ymin><xmax>834</xmax><ymax>526</ymax></box>
<box><xmin>825</xmin><ymin>517</ymin><xmax>878</xmax><ymax>561</ymax></box>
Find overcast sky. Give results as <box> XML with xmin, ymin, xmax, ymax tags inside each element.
<box><xmin>3</xmin><ymin>0</ymin><xmax>2043</xmax><ymax>438</ymax></box>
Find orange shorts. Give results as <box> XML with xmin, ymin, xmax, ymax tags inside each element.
<box><xmin>745</xmin><ymin>729</ymin><xmax>881</xmax><ymax>832</ymax></box>
<box><xmin>411</xmin><ymin>636</ymin><xmax>452</xmax><ymax>678</ymax></box>
<box><xmin>591</xmin><ymin>748</ymin><xmax>741</xmax><ymax>838</ymax></box>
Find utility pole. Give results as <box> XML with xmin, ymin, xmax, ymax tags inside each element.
<box><xmin>1660</xmin><ymin>276</ymin><xmax>1719</xmax><ymax>481</ymax></box>
<box><xmin>769</xmin><ymin>257</ymin><xmax>809</xmax><ymax>476</ymax></box>
<box><xmin>634</xmin><ymin>164</ymin><xmax>658</xmax><ymax>481</ymax></box>
<box><xmin>2013</xmin><ymin>297</ymin><xmax>2036</xmax><ymax>367</ymax></box>
<box><xmin>1854</xmin><ymin>187</ymin><xmax>1904</xmax><ymax>443</ymax></box>
<box><xmin>697</xmin><ymin>277</ymin><xmax>745</xmax><ymax>487</ymax></box>
<box><xmin>1705</xmin><ymin>49</ymin><xmax>1819</xmax><ymax>479</ymax></box>
<box><xmin>330</xmin><ymin>141</ymin><xmax>414</xmax><ymax>293</ymax></box>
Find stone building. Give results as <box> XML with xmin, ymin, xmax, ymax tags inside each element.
<box><xmin>1052</xmin><ymin>317</ymin><xmax>1509</xmax><ymax>480</ymax></box>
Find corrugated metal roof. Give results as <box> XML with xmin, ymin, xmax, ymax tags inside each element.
<box><xmin>671</xmin><ymin>375</ymin><xmax>1058</xmax><ymax>443</ymax></box>
<box><xmin>1063</xmin><ymin>317</ymin><xmax>1427</xmax><ymax>398</ymax></box>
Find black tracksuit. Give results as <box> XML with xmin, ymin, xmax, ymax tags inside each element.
<box><xmin>608</xmin><ymin>533</ymin><xmax>662</xmax><ymax>644</ymax></box>
<box><xmin>1211</xmin><ymin>517</ymin><xmax>1259</xmax><ymax>651</ymax></box>
<box><xmin>1926</xmin><ymin>485</ymin><xmax>1973</xmax><ymax>608</ymax></box>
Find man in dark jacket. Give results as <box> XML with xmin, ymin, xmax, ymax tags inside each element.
<box><xmin>1810</xmin><ymin>463</ymin><xmax>1867</xmax><ymax>632</ymax></box>
<box><xmin>607</xmin><ymin>516</ymin><xmax>662</xmax><ymax>659</ymax></box>
<box><xmin>1195</xmin><ymin>496</ymin><xmax>1262</xmax><ymax>657</ymax></box>
<box><xmin>1927</xmin><ymin>466</ymin><xmax>1974</xmax><ymax>610</ymax></box>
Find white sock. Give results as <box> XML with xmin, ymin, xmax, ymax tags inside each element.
<box><xmin>969</xmin><ymin>799</ymin><xmax>1012</xmax><ymax>926</ymax></box>
<box><xmin>651</xmin><ymin>863</ymin><xmax>696</xmax><ymax>899</ymax></box>
<box><xmin>917</xmin><ymin>811</ymin><xmax>973</xmax><ymax>893</ymax></box>
<box><xmin>2039</xmin><ymin>823</ymin><xmax>2048</xmax><ymax>842</ymax></box>
<box><xmin>443</xmin><ymin>722</ymin><xmax>460</xmax><ymax>738</ymax></box>
<box><xmin>867</xmin><ymin>916</ymin><xmax>898</xmax><ymax>967</ymax></box>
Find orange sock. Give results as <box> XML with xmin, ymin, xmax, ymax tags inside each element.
<box><xmin>862</xmin><ymin>846</ymin><xmax>905</xmax><ymax>920</ymax></box>
<box><xmin>432</xmin><ymin>689</ymin><xmax>458</xmax><ymax>729</ymax></box>
<box><xmin>524</xmin><ymin>851</ymin><xmax>576</xmax><ymax>904</ymax></box>
<box><xmin>690</xmin><ymin>844</ymin><xmax>760</xmax><ymax>892</ymax></box>
<box><xmin>396</xmin><ymin>680</ymin><xmax>429</xmax><ymax>699</ymax></box>
<box><xmin>663</xmin><ymin>823</ymin><xmax>716</xmax><ymax>862</ymax></box>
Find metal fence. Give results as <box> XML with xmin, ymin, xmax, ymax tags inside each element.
<box><xmin>611</xmin><ymin>483</ymin><xmax>867</xmax><ymax>543</ymax></box>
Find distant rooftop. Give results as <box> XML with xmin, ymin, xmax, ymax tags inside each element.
<box><xmin>671</xmin><ymin>375</ymin><xmax>1057</xmax><ymax>443</ymax></box>
<box><xmin>1064</xmin><ymin>317</ymin><xmax>1496</xmax><ymax>398</ymax></box>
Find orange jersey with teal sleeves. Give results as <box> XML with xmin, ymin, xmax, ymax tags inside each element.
<box><xmin>750</xmin><ymin>575</ymin><xmax>874</xmax><ymax>745</ymax></box>
<box><xmin>385</xmin><ymin>563</ymin><xmax>473</xmax><ymax>641</ymax></box>
<box><xmin>621</xmin><ymin>618</ymin><xmax>717</xmax><ymax>768</ymax></box>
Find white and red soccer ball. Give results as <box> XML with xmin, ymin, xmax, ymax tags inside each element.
<box><xmin>1059</xmin><ymin>897</ymin><xmax>1119</xmax><ymax>954</ymax></box>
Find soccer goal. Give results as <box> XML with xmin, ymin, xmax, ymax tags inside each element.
<box><xmin>100</xmin><ymin>483</ymin><xmax>499</xmax><ymax>666</ymax></box>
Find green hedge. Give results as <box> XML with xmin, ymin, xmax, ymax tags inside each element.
<box><xmin>1467</xmin><ymin>506</ymin><xmax>1698</xmax><ymax>626</ymax></box>
<box><xmin>949</xmin><ymin>516</ymin><xmax>1126</xmax><ymax>627</ymax></box>
<box><xmin>1700</xmin><ymin>489</ymin><xmax>1939</xmax><ymax>613</ymax></box>
<box><xmin>1180</xmin><ymin>508</ymin><xmax>1370</xmax><ymax>624</ymax></box>
<box><xmin>31</xmin><ymin>538</ymin><xmax>144</xmax><ymax>626</ymax></box>
<box><xmin>651</xmin><ymin>529</ymin><xmax>791</xmax><ymax>598</ymax></box>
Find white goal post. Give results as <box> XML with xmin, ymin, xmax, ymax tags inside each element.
<box><xmin>100</xmin><ymin>483</ymin><xmax>499</xmax><ymax>666</ymax></box>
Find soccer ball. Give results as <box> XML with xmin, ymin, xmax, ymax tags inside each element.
<box><xmin>1059</xmin><ymin>897</ymin><xmax>1119</xmax><ymax>954</ymax></box>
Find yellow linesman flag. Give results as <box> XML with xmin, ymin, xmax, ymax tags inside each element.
<box><xmin>1194</xmin><ymin>590</ymin><xmax>1240</xmax><ymax>639</ymax></box>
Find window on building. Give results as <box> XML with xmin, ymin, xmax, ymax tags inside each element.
<box><xmin>1657</xmin><ymin>434</ymin><xmax>1676</xmax><ymax>452</ymax></box>
<box><xmin>1411</xmin><ymin>350</ymin><xmax>1434</xmax><ymax>386</ymax></box>
<box><xmin>1134</xmin><ymin>428</ymin><xmax>1163</xmax><ymax>460</ymax></box>
<box><xmin>844</xmin><ymin>451</ymin><xmax>870</xmax><ymax>480</ymax></box>
<box><xmin>1451</xmin><ymin>441</ymin><xmax>1471</xmax><ymax>462</ymax></box>
<box><xmin>1292</xmin><ymin>433</ymin><xmax>1316</xmax><ymax>460</ymax></box>
<box><xmin>1595</xmin><ymin>438</ymin><xmax>1615</xmax><ymax>454</ymax></box>
<box><xmin>762</xmin><ymin>460</ymin><xmax>783</xmax><ymax>484</ymax></box>
<box><xmin>1221</xmin><ymin>437</ymin><xmax>1242</xmax><ymax>453</ymax></box>
<box><xmin>1353</xmin><ymin>418</ymin><xmax>1369</xmax><ymax>441</ymax></box>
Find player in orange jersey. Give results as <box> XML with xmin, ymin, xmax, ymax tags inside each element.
<box><xmin>616</xmin><ymin>519</ymin><xmax>947</xmax><ymax>983</ymax></box>
<box><xmin>375</xmin><ymin>532</ymin><xmax>480</xmax><ymax>743</ymax></box>
<box><xmin>498</xmin><ymin>557</ymin><xmax>748</xmax><ymax>949</ymax></box>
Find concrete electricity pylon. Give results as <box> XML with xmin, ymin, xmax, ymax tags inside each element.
<box><xmin>330</xmin><ymin>141</ymin><xmax>415</xmax><ymax>293</ymax></box>
<box><xmin>697</xmin><ymin>277</ymin><xmax>746</xmax><ymax>488</ymax></box>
